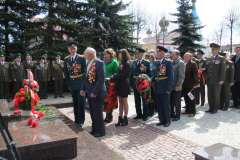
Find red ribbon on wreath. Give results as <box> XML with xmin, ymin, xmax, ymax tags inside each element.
<box><xmin>198</xmin><ymin>69</ymin><xmax>205</xmax><ymax>85</ymax></box>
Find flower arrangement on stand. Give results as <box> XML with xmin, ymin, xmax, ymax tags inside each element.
<box><xmin>104</xmin><ymin>82</ymin><xmax>118</xmax><ymax>113</ymax></box>
<box><xmin>135</xmin><ymin>74</ymin><xmax>153</xmax><ymax>104</ymax></box>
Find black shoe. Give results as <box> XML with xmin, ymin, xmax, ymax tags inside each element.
<box><xmin>133</xmin><ymin>115</ymin><xmax>143</xmax><ymax>119</ymax></box>
<box><xmin>172</xmin><ymin>117</ymin><xmax>179</xmax><ymax>121</ymax></box>
<box><xmin>115</xmin><ymin>116</ymin><xmax>123</xmax><ymax>126</ymax></box>
<box><xmin>121</xmin><ymin>116</ymin><xmax>128</xmax><ymax>126</ymax></box>
<box><xmin>201</xmin><ymin>103</ymin><xmax>204</xmax><ymax>106</ymax></box>
<box><xmin>164</xmin><ymin>122</ymin><xmax>171</xmax><ymax>127</ymax></box>
<box><xmin>54</xmin><ymin>95</ymin><xmax>58</xmax><ymax>98</ymax></box>
<box><xmin>104</xmin><ymin>113</ymin><xmax>109</xmax><ymax>122</ymax></box>
<box><xmin>236</xmin><ymin>106</ymin><xmax>240</xmax><ymax>109</ymax></box>
<box><xmin>40</xmin><ymin>97</ymin><xmax>43</xmax><ymax>100</ymax></box>
<box><xmin>149</xmin><ymin>114</ymin><xmax>154</xmax><ymax>117</ymax></box>
<box><xmin>230</xmin><ymin>105</ymin><xmax>236</xmax><ymax>108</ymax></box>
<box><xmin>93</xmin><ymin>133</ymin><xmax>105</xmax><ymax>137</ymax></box>
<box><xmin>59</xmin><ymin>95</ymin><xmax>64</xmax><ymax>98</ymax></box>
<box><xmin>7</xmin><ymin>99</ymin><xmax>10</xmax><ymax>103</ymax></box>
<box><xmin>210</xmin><ymin>110</ymin><xmax>217</xmax><ymax>114</ymax></box>
<box><xmin>156</xmin><ymin>121</ymin><xmax>166</xmax><ymax>126</ymax></box>
<box><xmin>105</xmin><ymin>113</ymin><xmax>113</xmax><ymax>123</ymax></box>
<box><xmin>78</xmin><ymin>124</ymin><xmax>83</xmax><ymax>127</ymax></box>
<box><xmin>143</xmin><ymin>117</ymin><xmax>149</xmax><ymax>121</ymax></box>
<box><xmin>196</xmin><ymin>103</ymin><xmax>199</xmax><ymax>105</ymax></box>
<box><xmin>43</xmin><ymin>96</ymin><xmax>47</xmax><ymax>99</ymax></box>
<box><xmin>182</xmin><ymin>106</ymin><xmax>186</xmax><ymax>108</ymax></box>
<box><xmin>205</xmin><ymin>109</ymin><xmax>212</xmax><ymax>113</ymax></box>
<box><xmin>222</xmin><ymin>108</ymin><xmax>228</xmax><ymax>111</ymax></box>
<box><xmin>89</xmin><ymin>131</ymin><xmax>95</xmax><ymax>135</ymax></box>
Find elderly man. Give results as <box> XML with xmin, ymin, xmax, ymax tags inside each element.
<box><xmin>205</xmin><ymin>43</ymin><xmax>225</xmax><ymax>114</ymax></box>
<box><xmin>64</xmin><ymin>41</ymin><xmax>86</xmax><ymax>127</ymax></box>
<box><xmin>170</xmin><ymin>50</ymin><xmax>185</xmax><ymax>121</ymax></box>
<box><xmin>182</xmin><ymin>52</ymin><xmax>199</xmax><ymax>117</ymax></box>
<box><xmin>80</xmin><ymin>47</ymin><xmax>107</xmax><ymax>137</ymax></box>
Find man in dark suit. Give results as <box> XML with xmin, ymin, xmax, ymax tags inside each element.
<box><xmin>231</xmin><ymin>46</ymin><xmax>240</xmax><ymax>109</ymax></box>
<box><xmin>80</xmin><ymin>47</ymin><xmax>107</xmax><ymax>137</ymax></box>
<box><xmin>150</xmin><ymin>46</ymin><xmax>174</xmax><ymax>127</ymax></box>
<box><xmin>129</xmin><ymin>47</ymin><xmax>152</xmax><ymax>121</ymax></box>
<box><xmin>64</xmin><ymin>41</ymin><xmax>86</xmax><ymax>127</ymax></box>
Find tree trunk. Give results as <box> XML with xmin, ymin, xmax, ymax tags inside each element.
<box><xmin>230</xmin><ymin>23</ymin><xmax>233</xmax><ymax>53</ymax></box>
<box><xmin>4</xmin><ymin>2</ymin><xmax>9</xmax><ymax>56</ymax></box>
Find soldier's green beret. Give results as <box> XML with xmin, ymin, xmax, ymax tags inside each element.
<box><xmin>210</xmin><ymin>43</ymin><xmax>220</xmax><ymax>49</ymax></box>
<box><xmin>157</xmin><ymin>46</ymin><xmax>168</xmax><ymax>53</ymax></box>
<box><xmin>24</xmin><ymin>51</ymin><xmax>31</xmax><ymax>57</ymax></box>
<box><xmin>55</xmin><ymin>52</ymin><xmax>62</xmax><ymax>56</ymax></box>
<box><xmin>67</xmin><ymin>41</ymin><xmax>78</xmax><ymax>48</ymax></box>
<box><xmin>14</xmin><ymin>53</ymin><xmax>22</xmax><ymax>58</ymax></box>
<box><xmin>197</xmin><ymin>49</ymin><xmax>204</xmax><ymax>55</ymax></box>
<box><xmin>0</xmin><ymin>52</ymin><xmax>5</xmax><ymax>57</ymax></box>
<box><xmin>38</xmin><ymin>56</ymin><xmax>45</xmax><ymax>60</ymax></box>
<box><xmin>42</xmin><ymin>51</ymin><xmax>48</xmax><ymax>55</ymax></box>
<box><xmin>187</xmin><ymin>47</ymin><xmax>196</xmax><ymax>54</ymax></box>
<box><xmin>136</xmin><ymin>47</ymin><xmax>146</xmax><ymax>53</ymax></box>
<box><xmin>219</xmin><ymin>52</ymin><xmax>226</xmax><ymax>56</ymax></box>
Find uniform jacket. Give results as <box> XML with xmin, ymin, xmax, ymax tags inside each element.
<box><xmin>10</xmin><ymin>62</ymin><xmax>26</xmax><ymax>82</ymax></box>
<box><xmin>0</xmin><ymin>62</ymin><xmax>11</xmax><ymax>82</ymax></box>
<box><xmin>182</xmin><ymin>60</ymin><xmax>199</xmax><ymax>88</ymax></box>
<box><xmin>151</xmin><ymin>58</ymin><xmax>174</xmax><ymax>94</ymax></box>
<box><xmin>81</xmin><ymin>58</ymin><xmax>107</xmax><ymax>100</ymax></box>
<box><xmin>64</xmin><ymin>53</ymin><xmax>86</xmax><ymax>90</ymax></box>
<box><xmin>192</xmin><ymin>57</ymin><xmax>199</xmax><ymax>69</ymax></box>
<box><xmin>129</xmin><ymin>58</ymin><xmax>152</xmax><ymax>89</ymax></box>
<box><xmin>172</xmin><ymin>58</ymin><xmax>185</xmax><ymax>91</ymax></box>
<box><xmin>206</xmin><ymin>54</ymin><xmax>226</xmax><ymax>85</ymax></box>
<box><xmin>231</xmin><ymin>55</ymin><xmax>240</xmax><ymax>82</ymax></box>
<box><xmin>23</xmin><ymin>61</ymin><xmax>35</xmax><ymax>78</ymax></box>
<box><xmin>224</xmin><ymin>60</ymin><xmax>234</xmax><ymax>84</ymax></box>
<box><xmin>199</xmin><ymin>58</ymin><xmax>207</xmax><ymax>76</ymax></box>
<box><xmin>34</xmin><ymin>64</ymin><xmax>50</xmax><ymax>82</ymax></box>
<box><xmin>52</xmin><ymin>60</ymin><xmax>64</xmax><ymax>80</ymax></box>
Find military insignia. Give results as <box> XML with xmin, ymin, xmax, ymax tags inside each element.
<box><xmin>140</xmin><ymin>64</ymin><xmax>147</xmax><ymax>72</ymax></box>
<box><xmin>158</xmin><ymin>64</ymin><xmax>167</xmax><ymax>75</ymax></box>
<box><xmin>4</xmin><ymin>64</ymin><xmax>9</xmax><ymax>67</ymax></box>
<box><xmin>88</xmin><ymin>62</ymin><xmax>96</xmax><ymax>83</ymax></box>
<box><xmin>76</xmin><ymin>64</ymin><xmax>81</xmax><ymax>71</ymax></box>
<box><xmin>200</xmin><ymin>63</ymin><xmax>203</xmax><ymax>68</ymax></box>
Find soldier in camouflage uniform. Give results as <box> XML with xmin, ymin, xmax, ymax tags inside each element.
<box><xmin>0</xmin><ymin>52</ymin><xmax>11</xmax><ymax>102</ymax></box>
<box><xmin>52</xmin><ymin>52</ymin><xmax>65</xmax><ymax>98</ymax></box>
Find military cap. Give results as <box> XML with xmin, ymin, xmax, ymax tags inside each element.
<box><xmin>187</xmin><ymin>47</ymin><xmax>196</xmax><ymax>54</ymax></box>
<box><xmin>219</xmin><ymin>52</ymin><xmax>226</xmax><ymax>56</ymax></box>
<box><xmin>136</xmin><ymin>47</ymin><xmax>145</xmax><ymax>53</ymax></box>
<box><xmin>210</xmin><ymin>43</ymin><xmax>220</xmax><ymax>49</ymax></box>
<box><xmin>157</xmin><ymin>46</ymin><xmax>168</xmax><ymax>52</ymax></box>
<box><xmin>14</xmin><ymin>53</ymin><xmax>22</xmax><ymax>58</ymax></box>
<box><xmin>55</xmin><ymin>52</ymin><xmax>62</xmax><ymax>56</ymax></box>
<box><xmin>197</xmin><ymin>49</ymin><xmax>204</xmax><ymax>55</ymax></box>
<box><xmin>0</xmin><ymin>52</ymin><xmax>5</xmax><ymax>57</ymax></box>
<box><xmin>38</xmin><ymin>56</ymin><xmax>45</xmax><ymax>60</ymax></box>
<box><xmin>42</xmin><ymin>51</ymin><xmax>48</xmax><ymax>55</ymax></box>
<box><xmin>67</xmin><ymin>41</ymin><xmax>79</xmax><ymax>48</ymax></box>
<box><xmin>24</xmin><ymin>51</ymin><xmax>31</xmax><ymax>57</ymax></box>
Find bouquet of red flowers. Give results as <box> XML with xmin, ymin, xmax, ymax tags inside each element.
<box><xmin>198</xmin><ymin>69</ymin><xmax>205</xmax><ymax>85</ymax></box>
<box><xmin>104</xmin><ymin>82</ymin><xmax>118</xmax><ymax>113</ymax></box>
<box><xmin>135</xmin><ymin>74</ymin><xmax>152</xmax><ymax>104</ymax></box>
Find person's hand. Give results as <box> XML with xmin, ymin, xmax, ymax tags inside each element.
<box><xmin>110</xmin><ymin>75</ymin><xmax>114</xmax><ymax>78</ymax></box>
<box><xmin>166</xmin><ymin>91</ymin><xmax>170</xmax><ymax>94</ymax></box>
<box><xmin>91</xmin><ymin>93</ymin><xmax>96</xmax><ymax>98</ymax></box>
<box><xmin>63</xmin><ymin>76</ymin><xmax>65</xmax><ymax>79</ymax></box>
<box><xmin>193</xmin><ymin>86</ymin><xmax>197</xmax><ymax>88</ymax></box>
<box><xmin>80</xmin><ymin>90</ymin><xmax>84</xmax><ymax>96</ymax></box>
<box><xmin>130</xmin><ymin>86</ymin><xmax>132</xmax><ymax>90</ymax></box>
<box><xmin>52</xmin><ymin>78</ymin><xmax>55</xmax><ymax>80</ymax></box>
<box><xmin>230</xmin><ymin>83</ymin><xmax>234</xmax><ymax>86</ymax></box>
<box><xmin>105</xmin><ymin>78</ymin><xmax>110</xmax><ymax>81</ymax></box>
<box><xmin>218</xmin><ymin>81</ymin><xmax>224</xmax><ymax>84</ymax></box>
<box><xmin>175</xmin><ymin>86</ymin><xmax>179</xmax><ymax>91</ymax></box>
<box><xmin>149</xmin><ymin>79</ymin><xmax>152</xmax><ymax>83</ymax></box>
<box><xmin>68</xmin><ymin>87</ymin><xmax>71</xmax><ymax>90</ymax></box>
<box><xmin>14</xmin><ymin>79</ymin><xmax>16</xmax><ymax>81</ymax></box>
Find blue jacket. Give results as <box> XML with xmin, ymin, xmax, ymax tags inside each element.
<box><xmin>81</xmin><ymin>58</ymin><xmax>107</xmax><ymax>100</ymax></box>
<box><xmin>64</xmin><ymin>53</ymin><xmax>86</xmax><ymax>90</ymax></box>
<box><xmin>151</xmin><ymin>58</ymin><xmax>174</xmax><ymax>94</ymax></box>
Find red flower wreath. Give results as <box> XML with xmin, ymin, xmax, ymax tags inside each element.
<box><xmin>104</xmin><ymin>82</ymin><xmax>118</xmax><ymax>113</ymax></box>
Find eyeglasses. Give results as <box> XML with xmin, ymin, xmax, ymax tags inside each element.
<box><xmin>211</xmin><ymin>49</ymin><xmax>215</xmax><ymax>51</ymax></box>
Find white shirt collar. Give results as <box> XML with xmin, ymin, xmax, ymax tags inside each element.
<box><xmin>138</xmin><ymin>58</ymin><xmax>143</xmax><ymax>63</ymax></box>
<box><xmin>159</xmin><ymin>58</ymin><xmax>164</xmax><ymax>63</ymax></box>
<box><xmin>199</xmin><ymin>58</ymin><xmax>202</xmax><ymax>61</ymax></box>
<box><xmin>70</xmin><ymin>53</ymin><xmax>77</xmax><ymax>59</ymax></box>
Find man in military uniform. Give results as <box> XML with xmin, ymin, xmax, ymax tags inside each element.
<box><xmin>196</xmin><ymin>49</ymin><xmax>207</xmax><ymax>106</ymax></box>
<box><xmin>23</xmin><ymin>51</ymin><xmax>35</xmax><ymax>77</ymax></box>
<box><xmin>42</xmin><ymin>51</ymin><xmax>51</xmax><ymax>97</ymax></box>
<box><xmin>0</xmin><ymin>52</ymin><xmax>11</xmax><ymax>102</ymax></box>
<box><xmin>64</xmin><ymin>41</ymin><xmax>86</xmax><ymax>127</ymax></box>
<box><xmin>52</xmin><ymin>52</ymin><xmax>65</xmax><ymax>98</ymax></box>
<box><xmin>219</xmin><ymin>52</ymin><xmax>234</xmax><ymax>111</ymax></box>
<box><xmin>150</xmin><ymin>46</ymin><xmax>174</xmax><ymax>127</ymax></box>
<box><xmin>129</xmin><ymin>47</ymin><xmax>152</xmax><ymax>121</ymax></box>
<box><xmin>34</xmin><ymin>56</ymin><xmax>50</xmax><ymax>99</ymax></box>
<box><xmin>205</xmin><ymin>43</ymin><xmax>226</xmax><ymax>114</ymax></box>
<box><xmin>10</xmin><ymin>53</ymin><xmax>26</xmax><ymax>96</ymax></box>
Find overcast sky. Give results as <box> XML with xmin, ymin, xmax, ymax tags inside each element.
<box><xmin>122</xmin><ymin>0</ymin><xmax>240</xmax><ymax>45</ymax></box>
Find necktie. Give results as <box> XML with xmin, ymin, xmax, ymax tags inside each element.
<box><xmin>137</xmin><ymin>60</ymin><xmax>141</xmax><ymax>68</ymax></box>
<box><xmin>236</xmin><ymin>56</ymin><xmax>239</xmax><ymax>63</ymax></box>
<box><xmin>72</xmin><ymin>57</ymin><xmax>74</xmax><ymax>63</ymax></box>
<box><xmin>18</xmin><ymin>63</ymin><xmax>20</xmax><ymax>66</ymax></box>
<box><xmin>28</xmin><ymin>61</ymin><xmax>30</xmax><ymax>64</ymax></box>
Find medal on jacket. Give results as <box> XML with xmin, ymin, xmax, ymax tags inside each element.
<box><xmin>88</xmin><ymin>62</ymin><xmax>96</xmax><ymax>83</ymax></box>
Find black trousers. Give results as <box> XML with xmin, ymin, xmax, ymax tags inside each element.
<box><xmin>39</xmin><ymin>81</ymin><xmax>48</xmax><ymax>98</ymax></box>
<box><xmin>148</xmin><ymin>86</ymin><xmax>157</xmax><ymax>115</ymax></box>
<box><xmin>183</xmin><ymin>88</ymin><xmax>196</xmax><ymax>115</ymax></box>
<box><xmin>207</xmin><ymin>84</ymin><xmax>221</xmax><ymax>111</ymax></box>
<box><xmin>231</xmin><ymin>81</ymin><xmax>240</xmax><ymax>106</ymax></box>
<box><xmin>0</xmin><ymin>82</ymin><xmax>9</xmax><ymax>99</ymax></box>
<box><xmin>13</xmin><ymin>82</ymin><xmax>22</xmax><ymax>96</ymax></box>
<box><xmin>220</xmin><ymin>83</ymin><xmax>230</xmax><ymax>109</ymax></box>
<box><xmin>88</xmin><ymin>98</ymin><xmax>105</xmax><ymax>134</ymax></box>
<box><xmin>133</xmin><ymin>88</ymin><xmax>149</xmax><ymax>118</ymax></box>
<box><xmin>54</xmin><ymin>79</ymin><xmax>63</xmax><ymax>96</ymax></box>
<box><xmin>195</xmin><ymin>83</ymin><xmax>205</xmax><ymax>105</ymax></box>
<box><xmin>170</xmin><ymin>90</ymin><xmax>181</xmax><ymax>119</ymax></box>
<box><xmin>71</xmin><ymin>89</ymin><xmax>85</xmax><ymax>124</ymax></box>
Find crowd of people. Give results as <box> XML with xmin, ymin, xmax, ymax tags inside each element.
<box><xmin>0</xmin><ymin>41</ymin><xmax>239</xmax><ymax>137</ymax></box>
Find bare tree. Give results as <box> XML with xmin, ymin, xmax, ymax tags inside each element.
<box><xmin>212</xmin><ymin>22</ymin><xmax>225</xmax><ymax>46</ymax></box>
<box><xmin>224</xmin><ymin>3</ymin><xmax>240</xmax><ymax>53</ymax></box>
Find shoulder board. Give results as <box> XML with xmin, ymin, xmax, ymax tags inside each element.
<box><xmin>11</xmin><ymin>62</ymin><xmax>15</xmax><ymax>64</ymax></box>
<box><xmin>64</xmin><ymin>55</ymin><xmax>69</xmax><ymax>59</ymax></box>
<box><xmin>134</xmin><ymin>59</ymin><xmax>137</xmax><ymax>62</ymax></box>
<box><xmin>165</xmin><ymin>59</ymin><xmax>170</xmax><ymax>61</ymax></box>
<box><xmin>144</xmin><ymin>59</ymin><xmax>149</xmax><ymax>62</ymax></box>
<box><xmin>78</xmin><ymin>55</ymin><xmax>83</xmax><ymax>58</ymax></box>
<box><xmin>218</xmin><ymin>55</ymin><xmax>223</xmax><ymax>58</ymax></box>
<box><xmin>227</xmin><ymin>60</ymin><xmax>233</xmax><ymax>64</ymax></box>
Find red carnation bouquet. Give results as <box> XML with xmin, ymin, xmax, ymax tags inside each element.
<box><xmin>198</xmin><ymin>69</ymin><xmax>205</xmax><ymax>85</ymax></box>
<box><xmin>135</xmin><ymin>74</ymin><xmax>153</xmax><ymax>104</ymax></box>
<box><xmin>104</xmin><ymin>82</ymin><xmax>118</xmax><ymax>113</ymax></box>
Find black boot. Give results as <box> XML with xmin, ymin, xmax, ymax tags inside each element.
<box><xmin>104</xmin><ymin>113</ymin><xmax>109</xmax><ymax>122</ymax></box>
<box><xmin>106</xmin><ymin>112</ymin><xmax>113</xmax><ymax>123</ymax></box>
<box><xmin>115</xmin><ymin>116</ymin><xmax>123</xmax><ymax>126</ymax></box>
<box><xmin>121</xmin><ymin>116</ymin><xmax>128</xmax><ymax>126</ymax></box>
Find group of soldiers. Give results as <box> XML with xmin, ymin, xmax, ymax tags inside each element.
<box><xmin>0</xmin><ymin>51</ymin><xmax>65</xmax><ymax>101</ymax></box>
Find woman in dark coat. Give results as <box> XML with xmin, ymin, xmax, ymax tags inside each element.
<box><xmin>108</xmin><ymin>49</ymin><xmax>130</xmax><ymax>126</ymax></box>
